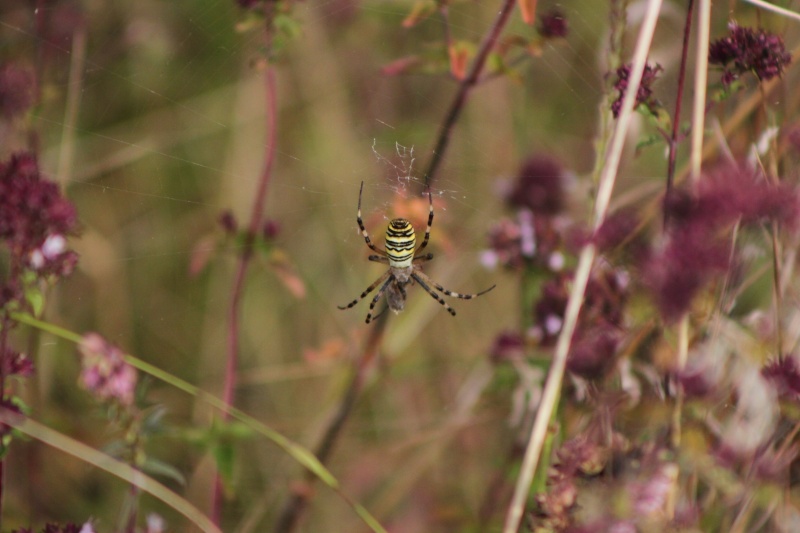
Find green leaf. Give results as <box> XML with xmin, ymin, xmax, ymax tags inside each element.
<box><xmin>635</xmin><ymin>133</ymin><xmax>663</xmax><ymax>154</ymax></box>
<box><xmin>141</xmin><ymin>404</ymin><xmax>169</xmax><ymax>434</ymax></box>
<box><xmin>212</xmin><ymin>439</ymin><xmax>236</xmax><ymax>493</ymax></box>
<box><xmin>24</xmin><ymin>284</ymin><xmax>45</xmax><ymax>316</ymax></box>
<box><xmin>141</xmin><ymin>456</ymin><xmax>186</xmax><ymax>485</ymax></box>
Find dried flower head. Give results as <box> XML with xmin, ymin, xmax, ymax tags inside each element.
<box><xmin>538</xmin><ymin>9</ymin><xmax>568</xmax><ymax>39</ymax></box>
<box><xmin>0</xmin><ymin>64</ymin><xmax>36</xmax><ymax>120</ymax></box>
<box><xmin>709</xmin><ymin>22</ymin><xmax>791</xmax><ymax>85</ymax></box>
<box><xmin>610</xmin><ymin>62</ymin><xmax>662</xmax><ymax>119</ymax></box>
<box><xmin>78</xmin><ymin>333</ymin><xmax>137</xmax><ymax>407</ymax></box>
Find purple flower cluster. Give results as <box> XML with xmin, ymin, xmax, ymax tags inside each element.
<box><xmin>646</xmin><ymin>162</ymin><xmax>800</xmax><ymax>322</ymax></box>
<box><xmin>78</xmin><ymin>333</ymin><xmax>138</xmax><ymax>407</ymax></box>
<box><xmin>532</xmin><ymin>266</ymin><xmax>628</xmax><ymax>379</ymax></box>
<box><xmin>709</xmin><ymin>22</ymin><xmax>791</xmax><ymax>85</ymax></box>
<box><xmin>483</xmin><ymin>155</ymin><xmax>567</xmax><ymax>271</ymax></box>
<box><xmin>0</xmin><ymin>152</ymin><xmax>78</xmax><ymax>283</ymax></box>
<box><xmin>538</xmin><ymin>9</ymin><xmax>568</xmax><ymax>40</ymax></box>
<box><xmin>762</xmin><ymin>355</ymin><xmax>800</xmax><ymax>402</ymax></box>
<box><xmin>508</xmin><ymin>155</ymin><xmax>565</xmax><ymax>215</ymax></box>
<box><xmin>610</xmin><ymin>62</ymin><xmax>662</xmax><ymax>119</ymax></box>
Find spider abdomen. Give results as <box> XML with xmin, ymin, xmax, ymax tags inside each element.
<box><xmin>385</xmin><ymin>218</ymin><xmax>416</xmax><ymax>268</ymax></box>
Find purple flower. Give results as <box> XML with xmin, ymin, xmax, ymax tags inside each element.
<box><xmin>488</xmin><ymin>331</ymin><xmax>525</xmax><ymax>363</ymax></box>
<box><xmin>762</xmin><ymin>356</ymin><xmax>800</xmax><ymax>401</ymax></box>
<box><xmin>709</xmin><ymin>22</ymin><xmax>791</xmax><ymax>85</ymax></box>
<box><xmin>538</xmin><ymin>9</ymin><xmax>568</xmax><ymax>39</ymax></box>
<box><xmin>0</xmin><ymin>64</ymin><xmax>36</xmax><ymax>120</ymax></box>
<box><xmin>78</xmin><ymin>333</ymin><xmax>137</xmax><ymax>407</ymax></box>
<box><xmin>610</xmin><ymin>62</ymin><xmax>662</xmax><ymax>118</ymax></box>
<box><xmin>508</xmin><ymin>155</ymin><xmax>565</xmax><ymax>215</ymax></box>
<box><xmin>218</xmin><ymin>209</ymin><xmax>238</xmax><ymax>234</ymax></box>
<box><xmin>262</xmin><ymin>218</ymin><xmax>281</xmax><ymax>240</ymax></box>
<box><xmin>629</xmin><ymin>465</ymin><xmax>673</xmax><ymax>516</ymax></box>
<box><xmin>648</xmin><ymin>162</ymin><xmax>800</xmax><ymax>321</ymax></box>
<box><xmin>0</xmin><ymin>152</ymin><xmax>79</xmax><ymax>279</ymax></box>
<box><xmin>532</xmin><ymin>273</ymin><xmax>570</xmax><ymax>346</ymax></box>
<box><xmin>7</xmin><ymin>349</ymin><xmax>34</xmax><ymax>377</ymax></box>
<box><xmin>643</xmin><ymin>228</ymin><xmax>729</xmax><ymax>322</ymax></box>
<box><xmin>591</xmin><ymin>210</ymin><xmax>641</xmax><ymax>254</ymax></box>
<box><xmin>567</xmin><ymin>325</ymin><xmax>622</xmax><ymax>380</ymax></box>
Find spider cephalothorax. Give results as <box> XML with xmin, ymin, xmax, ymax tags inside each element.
<box><xmin>338</xmin><ymin>182</ymin><xmax>495</xmax><ymax>324</ymax></box>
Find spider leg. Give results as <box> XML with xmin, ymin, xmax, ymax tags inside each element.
<box><xmin>414</xmin><ymin>270</ymin><xmax>496</xmax><ymax>299</ymax></box>
<box><xmin>414</xmin><ymin>187</ymin><xmax>434</xmax><ymax>255</ymax></box>
<box><xmin>365</xmin><ymin>277</ymin><xmax>394</xmax><ymax>324</ymax></box>
<box><xmin>411</xmin><ymin>273</ymin><xmax>457</xmax><ymax>316</ymax></box>
<box><xmin>338</xmin><ymin>271</ymin><xmax>391</xmax><ymax>310</ymax></box>
<box><xmin>369</xmin><ymin>255</ymin><xmax>390</xmax><ymax>264</ymax></box>
<box><xmin>412</xmin><ymin>252</ymin><xmax>434</xmax><ymax>265</ymax></box>
<box><xmin>356</xmin><ymin>181</ymin><xmax>388</xmax><ymax>257</ymax></box>
<box><xmin>370</xmin><ymin>305</ymin><xmax>390</xmax><ymax>321</ymax></box>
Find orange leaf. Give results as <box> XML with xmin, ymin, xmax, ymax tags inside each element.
<box><xmin>303</xmin><ymin>337</ymin><xmax>347</xmax><ymax>365</ymax></box>
<box><xmin>269</xmin><ymin>249</ymin><xmax>306</xmax><ymax>299</ymax></box>
<box><xmin>448</xmin><ymin>43</ymin><xmax>470</xmax><ymax>80</ymax></box>
<box><xmin>517</xmin><ymin>0</ymin><xmax>537</xmax><ymax>26</ymax></box>
<box><xmin>189</xmin><ymin>234</ymin><xmax>218</xmax><ymax>278</ymax></box>
<box><xmin>381</xmin><ymin>56</ymin><xmax>422</xmax><ymax>77</ymax></box>
<box><xmin>402</xmin><ymin>0</ymin><xmax>436</xmax><ymax>28</ymax></box>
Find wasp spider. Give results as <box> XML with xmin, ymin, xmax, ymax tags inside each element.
<box><xmin>338</xmin><ymin>182</ymin><xmax>496</xmax><ymax>324</ymax></box>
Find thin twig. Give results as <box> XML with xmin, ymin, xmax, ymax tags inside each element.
<box><xmin>671</xmin><ymin>0</ymin><xmax>711</xmax><ymax>452</ymax></box>
<box><xmin>664</xmin><ymin>0</ymin><xmax>695</xmax><ymax>224</ymax></box>
<box><xmin>502</xmin><ymin>1</ymin><xmax>664</xmax><ymax>530</ymax></box>
<box><xmin>213</xmin><ymin>12</ymin><xmax>280</xmax><ymax>524</ymax></box>
<box><xmin>742</xmin><ymin>0</ymin><xmax>800</xmax><ymax>23</ymax></box>
<box><xmin>422</xmin><ymin>0</ymin><xmax>517</xmax><ymax>190</ymax></box>
<box><xmin>273</xmin><ymin>312</ymin><xmax>389</xmax><ymax>533</ymax></box>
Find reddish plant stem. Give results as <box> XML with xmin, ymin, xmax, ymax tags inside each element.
<box><xmin>422</xmin><ymin>0</ymin><xmax>517</xmax><ymax>190</ymax></box>
<box><xmin>273</xmin><ymin>312</ymin><xmax>389</xmax><ymax>533</ymax></box>
<box><xmin>211</xmin><ymin>23</ymin><xmax>279</xmax><ymax>526</ymax></box>
<box><xmin>664</xmin><ymin>0</ymin><xmax>694</xmax><ymax>225</ymax></box>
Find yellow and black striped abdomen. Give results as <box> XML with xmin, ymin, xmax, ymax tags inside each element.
<box><xmin>385</xmin><ymin>218</ymin><xmax>416</xmax><ymax>268</ymax></box>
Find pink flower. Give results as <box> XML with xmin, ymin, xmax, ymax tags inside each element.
<box><xmin>78</xmin><ymin>333</ymin><xmax>137</xmax><ymax>406</ymax></box>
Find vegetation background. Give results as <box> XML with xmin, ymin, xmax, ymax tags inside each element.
<box><xmin>1</xmin><ymin>0</ymin><xmax>799</xmax><ymax>531</ymax></box>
